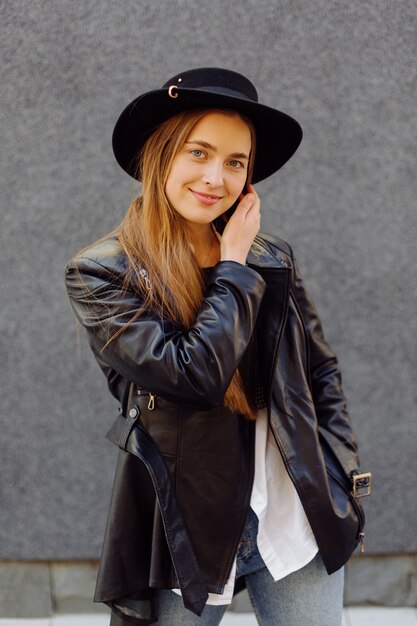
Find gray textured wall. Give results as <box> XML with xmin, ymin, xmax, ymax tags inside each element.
<box><xmin>1</xmin><ymin>1</ymin><xmax>415</xmax><ymax>560</ymax></box>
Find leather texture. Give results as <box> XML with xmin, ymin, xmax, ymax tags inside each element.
<box><xmin>65</xmin><ymin>233</ymin><xmax>365</xmax><ymax>621</ymax></box>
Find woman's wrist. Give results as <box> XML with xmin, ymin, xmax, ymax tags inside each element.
<box><xmin>220</xmin><ymin>253</ymin><xmax>246</xmax><ymax>265</ymax></box>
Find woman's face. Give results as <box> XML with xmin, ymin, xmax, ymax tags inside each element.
<box><xmin>165</xmin><ymin>111</ymin><xmax>252</xmax><ymax>227</ymax></box>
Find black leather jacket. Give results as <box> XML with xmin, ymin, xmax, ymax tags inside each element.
<box><xmin>65</xmin><ymin>233</ymin><xmax>367</xmax><ymax>623</ymax></box>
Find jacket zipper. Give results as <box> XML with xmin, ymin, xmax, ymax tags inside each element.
<box><xmin>264</xmin><ymin>271</ymin><xmax>291</xmax><ymax>403</ymax></box>
<box><xmin>262</xmin><ymin>268</ymin><xmax>299</xmax><ymax>493</ymax></box>
<box><xmin>325</xmin><ymin>465</ymin><xmax>366</xmax><ymax>552</ymax></box>
<box><xmin>139</xmin><ymin>268</ymin><xmax>152</xmax><ymax>291</ymax></box>
<box><xmin>289</xmin><ymin>289</ymin><xmax>312</xmax><ymax>392</ymax></box>
<box><xmin>136</xmin><ymin>387</ymin><xmax>156</xmax><ymax>410</ymax></box>
<box><xmin>253</xmin><ymin>241</ymin><xmax>297</xmax><ymax>468</ymax></box>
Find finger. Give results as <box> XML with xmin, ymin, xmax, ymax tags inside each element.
<box><xmin>238</xmin><ymin>193</ymin><xmax>256</xmax><ymax>210</ymax></box>
<box><xmin>247</xmin><ymin>184</ymin><xmax>260</xmax><ymax>201</ymax></box>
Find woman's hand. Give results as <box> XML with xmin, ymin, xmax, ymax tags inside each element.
<box><xmin>220</xmin><ymin>184</ymin><xmax>261</xmax><ymax>265</ymax></box>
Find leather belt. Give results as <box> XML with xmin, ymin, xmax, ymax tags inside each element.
<box><xmin>108</xmin><ymin>408</ymin><xmax>208</xmax><ymax>617</ymax></box>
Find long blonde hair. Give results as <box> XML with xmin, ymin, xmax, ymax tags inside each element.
<box><xmin>119</xmin><ymin>109</ymin><xmax>257</xmax><ymax>420</ymax></box>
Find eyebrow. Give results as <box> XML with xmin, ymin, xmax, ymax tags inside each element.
<box><xmin>185</xmin><ymin>140</ymin><xmax>249</xmax><ymax>160</ymax></box>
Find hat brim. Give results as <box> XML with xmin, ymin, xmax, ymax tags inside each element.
<box><xmin>112</xmin><ymin>88</ymin><xmax>302</xmax><ymax>184</ymax></box>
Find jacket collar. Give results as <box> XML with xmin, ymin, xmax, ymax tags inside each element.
<box><xmin>246</xmin><ymin>235</ymin><xmax>291</xmax><ymax>269</ymax></box>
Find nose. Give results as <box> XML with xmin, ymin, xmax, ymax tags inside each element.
<box><xmin>202</xmin><ymin>160</ymin><xmax>224</xmax><ymax>188</ymax></box>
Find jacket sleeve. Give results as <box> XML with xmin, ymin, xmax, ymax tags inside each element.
<box><xmin>291</xmin><ymin>253</ymin><xmax>359</xmax><ymax>458</ymax></box>
<box><xmin>65</xmin><ymin>255</ymin><xmax>266</xmax><ymax>409</ymax></box>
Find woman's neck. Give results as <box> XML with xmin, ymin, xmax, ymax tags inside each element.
<box><xmin>188</xmin><ymin>223</ymin><xmax>220</xmax><ymax>268</ymax></box>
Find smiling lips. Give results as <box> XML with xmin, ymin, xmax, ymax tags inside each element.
<box><xmin>189</xmin><ymin>188</ymin><xmax>223</xmax><ymax>206</ymax></box>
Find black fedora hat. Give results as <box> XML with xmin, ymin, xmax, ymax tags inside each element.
<box><xmin>112</xmin><ymin>67</ymin><xmax>302</xmax><ymax>184</ymax></box>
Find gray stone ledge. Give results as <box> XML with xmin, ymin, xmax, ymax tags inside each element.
<box><xmin>0</xmin><ymin>562</ymin><xmax>52</xmax><ymax>618</ymax></box>
<box><xmin>0</xmin><ymin>555</ymin><xmax>416</xmax><ymax>617</ymax></box>
<box><xmin>344</xmin><ymin>554</ymin><xmax>417</xmax><ymax>607</ymax></box>
<box><xmin>50</xmin><ymin>562</ymin><xmax>109</xmax><ymax>614</ymax></box>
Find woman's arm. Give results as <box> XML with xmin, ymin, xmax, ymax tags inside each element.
<box><xmin>65</xmin><ymin>255</ymin><xmax>266</xmax><ymax>409</ymax></box>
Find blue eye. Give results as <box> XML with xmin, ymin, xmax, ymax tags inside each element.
<box><xmin>229</xmin><ymin>160</ymin><xmax>244</xmax><ymax>169</ymax></box>
<box><xmin>191</xmin><ymin>149</ymin><xmax>205</xmax><ymax>158</ymax></box>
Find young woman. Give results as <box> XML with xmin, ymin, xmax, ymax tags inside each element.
<box><xmin>65</xmin><ymin>68</ymin><xmax>371</xmax><ymax>626</ymax></box>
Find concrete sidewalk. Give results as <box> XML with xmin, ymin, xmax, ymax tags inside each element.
<box><xmin>1</xmin><ymin>608</ymin><xmax>417</xmax><ymax>625</ymax></box>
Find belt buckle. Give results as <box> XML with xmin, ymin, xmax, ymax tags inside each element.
<box><xmin>352</xmin><ymin>472</ymin><xmax>372</xmax><ymax>498</ymax></box>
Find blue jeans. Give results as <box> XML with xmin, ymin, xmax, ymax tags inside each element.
<box><xmin>153</xmin><ymin>509</ymin><xmax>344</xmax><ymax>625</ymax></box>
